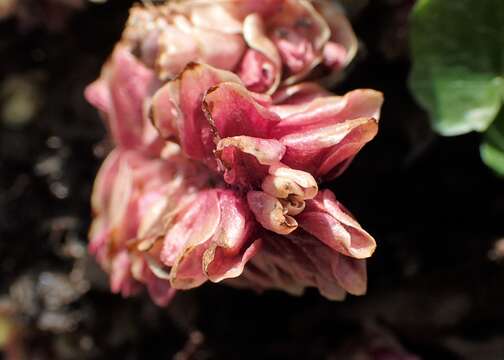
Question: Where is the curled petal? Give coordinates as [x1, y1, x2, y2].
[215, 136, 285, 187]
[203, 191, 260, 282]
[262, 175, 304, 199]
[237, 49, 277, 94]
[85, 46, 156, 151]
[272, 82, 331, 107]
[331, 256, 367, 296]
[217, 136, 285, 165]
[150, 81, 181, 140]
[269, 0, 330, 83]
[151, 63, 241, 163]
[281, 117, 379, 178]
[165, 190, 259, 288]
[241, 13, 282, 94]
[298, 189, 376, 259]
[161, 190, 220, 268]
[203, 81, 281, 139]
[273, 89, 384, 136]
[268, 163, 318, 199]
[314, 0, 358, 84]
[247, 191, 298, 235]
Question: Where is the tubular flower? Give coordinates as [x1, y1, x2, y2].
[86, 2, 383, 305]
[121, 0, 357, 94]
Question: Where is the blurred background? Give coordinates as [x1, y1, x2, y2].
[1, 0, 504, 359]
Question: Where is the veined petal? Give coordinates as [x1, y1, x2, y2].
[161, 190, 220, 268]
[85, 46, 154, 150]
[203, 190, 260, 282]
[241, 13, 282, 94]
[216, 136, 285, 187]
[331, 256, 367, 296]
[203, 81, 281, 139]
[280, 117, 379, 178]
[234, 231, 364, 300]
[299, 189, 376, 259]
[273, 89, 384, 136]
[151, 63, 241, 163]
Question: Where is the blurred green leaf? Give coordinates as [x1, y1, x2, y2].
[409, 0, 504, 136]
[481, 110, 504, 176]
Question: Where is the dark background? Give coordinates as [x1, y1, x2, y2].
[1, 0, 504, 358]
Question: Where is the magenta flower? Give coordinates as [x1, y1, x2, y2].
[122, 0, 357, 94]
[86, 2, 383, 305]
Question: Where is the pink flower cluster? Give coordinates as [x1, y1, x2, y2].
[86, 0, 383, 306]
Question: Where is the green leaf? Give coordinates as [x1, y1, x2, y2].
[481, 110, 504, 176]
[409, 0, 504, 136]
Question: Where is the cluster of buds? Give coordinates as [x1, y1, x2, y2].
[86, 0, 383, 306]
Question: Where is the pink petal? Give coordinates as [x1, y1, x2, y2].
[235, 231, 357, 300]
[216, 136, 285, 165]
[271, 82, 331, 107]
[161, 190, 220, 269]
[272, 89, 384, 136]
[247, 191, 298, 235]
[267, 163, 318, 199]
[110, 251, 142, 298]
[90, 149, 121, 215]
[241, 13, 282, 93]
[280, 117, 379, 178]
[314, 0, 358, 71]
[268, 0, 330, 82]
[213, 137, 285, 187]
[331, 256, 367, 296]
[203, 81, 281, 139]
[151, 63, 241, 164]
[85, 46, 154, 149]
[143, 267, 177, 307]
[237, 49, 277, 94]
[299, 189, 376, 259]
[203, 190, 260, 282]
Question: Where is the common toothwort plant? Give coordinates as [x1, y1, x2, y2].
[86, 0, 383, 306]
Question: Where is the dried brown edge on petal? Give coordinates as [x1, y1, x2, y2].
[216, 136, 285, 165]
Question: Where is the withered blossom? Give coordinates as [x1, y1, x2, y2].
[86, 1, 383, 305]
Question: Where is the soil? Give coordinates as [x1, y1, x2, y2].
[1, 1, 504, 359]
